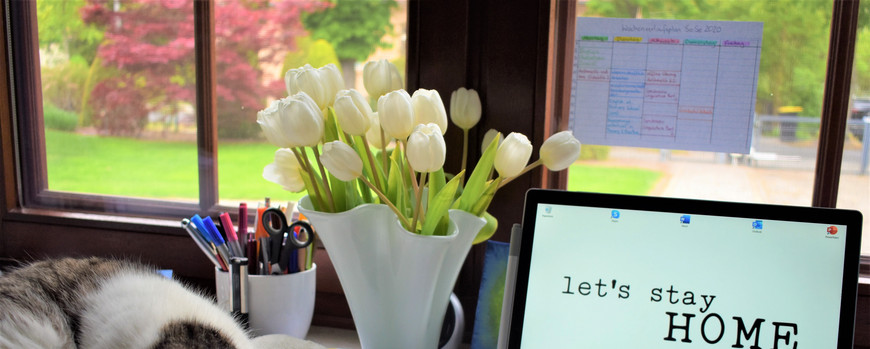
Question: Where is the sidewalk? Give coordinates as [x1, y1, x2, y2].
[593, 147, 870, 252]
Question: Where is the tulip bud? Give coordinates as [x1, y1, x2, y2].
[377, 89, 415, 140]
[285, 64, 343, 110]
[540, 131, 581, 171]
[321, 141, 363, 181]
[263, 148, 306, 192]
[494, 132, 533, 178]
[334, 89, 372, 136]
[406, 123, 446, 173]
[363, 59, 404, 98]
[450, 87, 482, 130]
[366, 112, 393, 149]
[257, 92, 324, 148]
[481, 128, 503, 153]
[411, 89, 448, 135]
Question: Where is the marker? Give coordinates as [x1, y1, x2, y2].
[191, 215, 228, 271]
[181, 218, 222, 270]
[238, 203, 248, 253]
[220, 212, 243, 258]
[203, 216, 232, 269]
[255, 202, 271, 275]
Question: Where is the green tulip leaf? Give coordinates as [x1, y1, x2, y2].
[421, 170, 464, 236]
[472, 211, 498, 245]
[328, 172, 348, 212]
[471, 178, 502, 216]
[459, 135, 499, 211]
[427, 168, 446, 212]
[323, 107, 341, 143]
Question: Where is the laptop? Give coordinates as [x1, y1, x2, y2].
[506, 189, 863, 348]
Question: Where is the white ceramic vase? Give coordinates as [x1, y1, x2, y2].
[298, 196, 487, 349]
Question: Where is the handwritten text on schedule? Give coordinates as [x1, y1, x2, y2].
[568, 18, 763, 154]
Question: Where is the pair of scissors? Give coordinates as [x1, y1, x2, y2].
[260, 207, 313, 275]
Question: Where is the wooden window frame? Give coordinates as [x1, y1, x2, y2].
[1, 0, 867, 341]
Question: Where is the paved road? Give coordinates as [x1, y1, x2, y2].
[596, 146, 870, 253]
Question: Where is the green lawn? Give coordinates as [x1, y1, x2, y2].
[567, 164, 661, 196]
[46, 130, 661, 202]
[45, 129, 301, 203]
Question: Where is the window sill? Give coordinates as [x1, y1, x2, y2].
[5, 207, 187, 236]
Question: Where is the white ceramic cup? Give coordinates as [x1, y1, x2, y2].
[215, 264, 316, 338]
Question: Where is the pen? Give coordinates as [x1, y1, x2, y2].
[203, 216, 233, 268]
[255, 202, 271, 275]
[191, 215, 228, 271]
[220, 212, 243, 258]
[181, 218, 222, 269]
[238, 203, 248, 254]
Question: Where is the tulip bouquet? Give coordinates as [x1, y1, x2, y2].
[258, 59, 581, 242]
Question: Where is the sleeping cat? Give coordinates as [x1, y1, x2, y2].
[0, 257, 254, 349]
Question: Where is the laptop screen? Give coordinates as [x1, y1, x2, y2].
[508, 189, 863, 349]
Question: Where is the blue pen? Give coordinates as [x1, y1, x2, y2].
[203, 216, 234, 268]
[191, 215, 228, 270]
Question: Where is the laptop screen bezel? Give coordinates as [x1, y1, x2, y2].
[508, 189, 863, 348]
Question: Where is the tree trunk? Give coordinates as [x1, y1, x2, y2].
[340, 58, 356, 89]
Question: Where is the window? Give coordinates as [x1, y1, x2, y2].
[18, 0, 408, 217]
[557, 0, 869, 254]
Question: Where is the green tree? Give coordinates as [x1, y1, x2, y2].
[301, 0, 398, 87]
[37, 0, 103, 63]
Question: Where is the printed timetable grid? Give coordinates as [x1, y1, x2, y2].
[568, 18, 763, 154]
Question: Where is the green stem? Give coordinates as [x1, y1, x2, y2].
[361, 134, 383, 191]
[401, 140, 419, 194]
[411, 171, 427, 231]
[380, 128, 388, 177]
[311, 147, 337, 212]
[461, 129, 469, 175]
[296, 147, 329, 212]
[359, 176, 413, 231]
[498, 158, 543, 189]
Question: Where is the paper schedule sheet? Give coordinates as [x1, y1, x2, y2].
[568, 18, 763, 154]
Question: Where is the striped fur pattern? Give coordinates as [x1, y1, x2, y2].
[0, 257, 253, 349]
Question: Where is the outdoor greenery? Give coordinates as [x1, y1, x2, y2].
[567, 165, 661, 195]
[43, 103, 79, 131]
[44, 129, 657, 201]
[44, 129, 296, 202]
[585, 0, 870, 117]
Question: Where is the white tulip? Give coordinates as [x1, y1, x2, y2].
[377, 89, 415, 140]
[411, 89, 448, 135]
[334, 89, 372, 136]
[481, 128, 503, 153]
[494, 132, 533, 178]
[285, 64, 343, 110]
[320, 64, 345, 103]
[406, 123, 446, 173]
[540, 131, 581, 171]
[263, 148, 305, 192]
[363, 59, 404, 98]
[321, 141, 363, 181]
[366, 112, 392, 149]
[450, 87, 482, 130]
[257, 92, 324, 148]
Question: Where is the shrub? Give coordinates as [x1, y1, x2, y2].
[579, 144, 610, 161]
[43, 103, 79, 131]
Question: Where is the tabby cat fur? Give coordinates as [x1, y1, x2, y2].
[0, 257, 254, 349]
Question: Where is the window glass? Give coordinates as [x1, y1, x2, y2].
[840, 1, 870, 254]
[215, 0, 408, 207]
[39, 0, 198, 202]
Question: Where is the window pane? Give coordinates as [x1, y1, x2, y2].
[567, 3, 829, 207]
[40, 0, 198, 202]
[840, 1, 870, 254]
[216, 0, 408, 207]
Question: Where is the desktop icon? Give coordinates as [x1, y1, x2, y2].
[544, 206, 552, 214]
[752, 220, 763, 230]
[680, 215, 691, 224]
[827, 226, 838, 235]
[611, 210, 620, 219]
